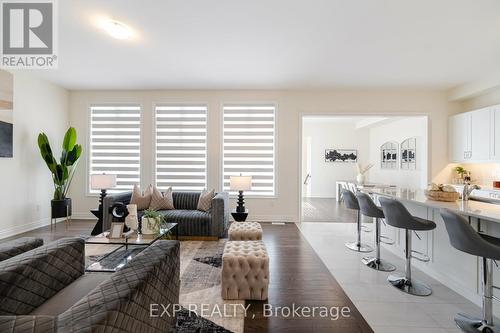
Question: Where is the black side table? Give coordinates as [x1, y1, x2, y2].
[231, 209, 248, 222]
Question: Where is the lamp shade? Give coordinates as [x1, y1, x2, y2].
[90, 174, 117, 190]
[230, 175, 252, 191]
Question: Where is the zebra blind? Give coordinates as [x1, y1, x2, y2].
[89, 105, 141, 194]
[155, 105, 207, 191]
[223, 105, 276, 196]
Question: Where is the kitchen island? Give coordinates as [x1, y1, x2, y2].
[363, 187, 500, 317]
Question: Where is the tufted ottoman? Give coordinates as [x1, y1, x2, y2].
[228, 222, 263, 241]
[221, 240, 269, 300]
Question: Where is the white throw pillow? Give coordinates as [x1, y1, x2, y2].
[149, 187, 175, 210]
[197, 189, 215, 212]
[130, 184, 153, 210]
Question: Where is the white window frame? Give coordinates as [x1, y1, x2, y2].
[221, 103, 277, 198]
[86, 103, 142, 196]
[153, 103, 208, 192]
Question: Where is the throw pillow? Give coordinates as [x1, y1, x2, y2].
[197, 189, 215, 212]
[149, 187, 175, 210]
[130, 184, 153, 210]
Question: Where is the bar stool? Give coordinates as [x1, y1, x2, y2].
[441, 209, 500, 333]
[379, 197, 436, 296]
[356, 192, 396, 272]
[342, 189, 373, 253]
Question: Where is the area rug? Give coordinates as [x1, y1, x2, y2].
[179, 240, 244, 333]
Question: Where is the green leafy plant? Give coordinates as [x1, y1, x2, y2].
[38, 127, 82, 200]
[455, 166, 467, 177]
[142, 209, 165, 234]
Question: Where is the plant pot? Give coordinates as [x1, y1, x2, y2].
[51, 198, 72, 218]
[141, 217, 158, 235]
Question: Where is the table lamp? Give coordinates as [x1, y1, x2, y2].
[230, 175, 252, 213]
[90, 173, 117, 235]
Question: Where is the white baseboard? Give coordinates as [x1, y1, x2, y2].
[0, 218, 50, 240]
[238, 215, 296, 223]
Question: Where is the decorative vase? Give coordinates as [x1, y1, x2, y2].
[141, 217, 158, 235]
[125, 204, 138, 230]
[356, 174, 365, 184]
[51, 198, 72, 218]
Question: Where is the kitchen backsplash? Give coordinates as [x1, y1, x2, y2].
[458, 163, 500, 186]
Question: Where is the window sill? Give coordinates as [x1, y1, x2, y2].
[228, 195, 277, 199]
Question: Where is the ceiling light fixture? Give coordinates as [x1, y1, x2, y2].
[101, 20, 133, 40]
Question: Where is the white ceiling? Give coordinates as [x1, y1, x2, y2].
[29, 0, 500, 90]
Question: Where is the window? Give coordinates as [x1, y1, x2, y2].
[89, 105, 141, 194]
[222, 105, 276, 196]
[155, 105, 207, 191]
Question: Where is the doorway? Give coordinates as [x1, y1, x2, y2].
[300, 115, 429, 222]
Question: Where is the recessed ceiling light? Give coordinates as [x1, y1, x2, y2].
[101, 20, 133, 40]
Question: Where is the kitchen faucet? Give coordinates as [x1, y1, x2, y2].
[462, 182, 480, 201]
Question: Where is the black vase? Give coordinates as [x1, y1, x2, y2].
[51, 198, 72, 218]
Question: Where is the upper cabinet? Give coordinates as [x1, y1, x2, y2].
[449, 112, 471, 162]
[470, 108, 491, 161]
[448, 107, 494, 163]
[490, 105, 500, 161]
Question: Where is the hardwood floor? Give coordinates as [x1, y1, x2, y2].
[2, 220, 373, 333]
[245, 223, 373, 333]
[0, 219, 95, 244]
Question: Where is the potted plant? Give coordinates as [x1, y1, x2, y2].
[141, 209, 164, 235]
[38, 127, 82, 219]
[454, 166, 468, 184]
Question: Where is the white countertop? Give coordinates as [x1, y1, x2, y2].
[365, 187, 500, 223]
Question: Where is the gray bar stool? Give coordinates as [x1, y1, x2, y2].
[441, 209, 500, 333]
[356, 192, 396, 272]
[379, 196, 436, 296]
[341, 189, 373, 253]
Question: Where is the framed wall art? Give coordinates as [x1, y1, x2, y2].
[381, 141, 398, 169]
[325, 149, 357, 163]
[401, 137, 416, 170]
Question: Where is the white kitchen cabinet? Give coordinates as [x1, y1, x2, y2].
[490, 105, 500, 161]
[449, 112, 471, 162]
[470, 108, 491, 161]
[448, 107, 493, 163]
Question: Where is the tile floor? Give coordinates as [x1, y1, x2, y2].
[298, 222, 493, 333]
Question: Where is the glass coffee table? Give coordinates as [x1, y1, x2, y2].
[85, 222, 178, 273]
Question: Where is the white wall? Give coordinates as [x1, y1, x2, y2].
[302, 119, 369, 198]
[0, 72, 68, 238]
[68, 89, 459, 222]
[368, 117, 428, 188]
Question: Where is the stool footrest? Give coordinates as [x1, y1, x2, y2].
[361, 225, 372, 233]
[411, 250, 430, 262]
[380, 235, 394, 245]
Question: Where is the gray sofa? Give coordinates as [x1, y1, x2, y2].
[0, 237, 180, 333]
[103, 191, 230, 239]
[0, 237, 43, 262]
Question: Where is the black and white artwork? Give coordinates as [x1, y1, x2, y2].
[0, 70, 13, 158]
[401, 137, 416, 170]
[325, 149, 357, 163]
[381, 141, 398, 169]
